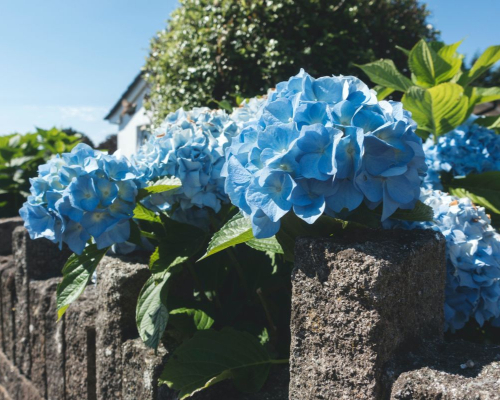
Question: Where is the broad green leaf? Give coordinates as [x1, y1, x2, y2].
[448, 172, 500, 215]
[246, 236, 284, 254]
[408, 40, 462, 87]
[136, 177, 182, 201]
[160, 328, 275, 398]
[402, 83, 468, 137]
[466, 87, 500, 112]
[133, 203, 161, 223]
[382, 201, 434, 222]
[474, 115, 500, 131]
[56, 244, 109, 320]
[199, 213, 254, 260]
[169, 308, 214, 335]
[459, 45, 500, 86]
[374, 85, 395, 101]
[435, 41, 463, 82]
[356, 60, 413, 92]
[150, 216, 206, 274]
[136, 273, 171, 349]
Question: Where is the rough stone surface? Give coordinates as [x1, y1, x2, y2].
[64, 285, 97, 400]
[0, 265, 16, 363]
[12, 226, 70, 376]
[45, 279, 65, 400]
[96, 255, 149, 400]
[29, 279, 60, 398]
[0, 218, 23, 255]
[0, 350, 42, 400]
[290, 229, 447, 400]
[122, 339, 169, 400]
[390, 339, 500, 400]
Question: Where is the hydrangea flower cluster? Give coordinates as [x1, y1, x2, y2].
[384, 189, 500, 331]
[424, 122, 500, 189]
[223, 69, 427, 238]
[132, 107, 238, 226]
[19, 144, 141, 254]
[230, 95, 268, 127]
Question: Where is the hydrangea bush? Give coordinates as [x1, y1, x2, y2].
[17, 58, 500, 397]
[424, 121, 500, 190]
[385, 189, 500, 331]
[19, 144, 141, 254]
[223, 69, 427, 238]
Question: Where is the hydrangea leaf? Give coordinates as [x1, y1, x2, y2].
[149, 217, 206, 274]
[382, 200, 434, 222]
[246, 236, 284, 254]
[402, 83, 468, 137]
[136, 177, 182, 201]
[136, 272, 170, 349]
[133, 203, 161, 223]
[474, 115, 500, 132]
[459, 45, 500, 86]
[466, 87, 500, 113]
[199, 213, 254, 260]
[159, 328, 276, 398]
[373, 85, 395, 101]
[408, 40, 462, 87]
[56, 244, 109, 320]
[169, 308, 214, 335]
[356, 60, 413, 92]
[448, 172, 500, 215]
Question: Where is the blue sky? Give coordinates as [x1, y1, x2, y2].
[0, 0, 499, 144]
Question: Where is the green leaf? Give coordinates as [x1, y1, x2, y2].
[199, 213, 254, 260]
[356, 60, 413, 92]
[149, 217, 206, 274]
[408, 40, 462, 87]
[448, 172, 500, 215]
[466, 87, 500, 111]
[402, 83, 469, 137]
[160, 328, 274, 398]
[373, 85, 395, 101]
[459, 45, 500, 86]
[474, 115, 500, 131]
[136, 177, 182, 201]
[395, 45, 411, 56]
[246, 236, 284, 254]
[384, 201, 434, 222]
[136, 273, 171, 349]
[133, 203, 162, 223]
[56, 244, 109, 320]
[169, 308, 214, 335]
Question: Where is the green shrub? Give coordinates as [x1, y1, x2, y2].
[144, 0, 438, 125]
[0, 127, 81, 218]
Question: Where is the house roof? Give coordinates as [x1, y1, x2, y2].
[104, 72, 145, 120]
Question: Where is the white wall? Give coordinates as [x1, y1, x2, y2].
[117, 104, 150, 158]
[106, 77, 151, 158]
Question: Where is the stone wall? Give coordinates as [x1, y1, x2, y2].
[0, 218, 498, 400]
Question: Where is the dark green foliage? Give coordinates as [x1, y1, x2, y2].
[144, 0, 438, 124]
[0, 127, 80, 218]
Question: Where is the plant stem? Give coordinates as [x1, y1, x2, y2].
[257, 287, 278, 343]
[270, 358, 289, 364]
[186, 259, 211, 304]
[226, 247, 249, 296]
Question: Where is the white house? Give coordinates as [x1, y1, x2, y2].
[104, 73, 151, 157]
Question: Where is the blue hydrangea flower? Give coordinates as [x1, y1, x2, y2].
[384, 189, 500, 332]
[223, 69, 427, 237]
[19, 143, 141, 254]
[132, 107, 238, 228]
[424, 121, 500, 189]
